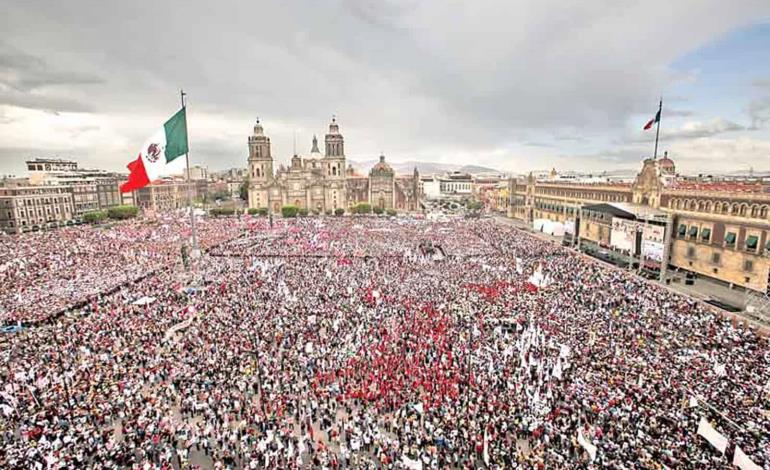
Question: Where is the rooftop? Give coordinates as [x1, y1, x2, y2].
[667, 181, 770, 193]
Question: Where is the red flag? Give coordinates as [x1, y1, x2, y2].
[120, 154, 150, 193]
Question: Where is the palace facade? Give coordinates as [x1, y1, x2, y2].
[247, 118, 421, 213]
[508, 156, 770, 293]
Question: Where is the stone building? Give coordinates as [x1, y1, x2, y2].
[26, 158, 123, 216]
[128, 180, 197, 213]
[247, 118, 421, 213]
[0, 184, 75, 234]
[508, 155, 770, 293]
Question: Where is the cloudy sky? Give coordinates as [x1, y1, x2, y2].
[1, 0, 769, 176]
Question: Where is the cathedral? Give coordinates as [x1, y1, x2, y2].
[247, 118, 421, 213]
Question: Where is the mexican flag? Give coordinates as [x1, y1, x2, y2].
[643, 108, 661, 130]
[120, 107, 189, 193]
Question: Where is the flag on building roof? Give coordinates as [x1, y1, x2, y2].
[643, 108, 661, 130]
[120, 107, 189, 193]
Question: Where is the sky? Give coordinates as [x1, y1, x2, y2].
[1, 0, 769, 176]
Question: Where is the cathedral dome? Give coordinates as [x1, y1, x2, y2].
[370, 154, 394, 176]
[658, 151, 675, 173]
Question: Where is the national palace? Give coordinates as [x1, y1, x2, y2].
[508, 155, 770, 294]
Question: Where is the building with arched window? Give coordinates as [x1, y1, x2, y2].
[508, 156, 770, 293]
[248, 118, 421, 214]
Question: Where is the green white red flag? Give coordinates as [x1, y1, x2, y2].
[643, 108, 661, 130]
[120, 108, 189, 193]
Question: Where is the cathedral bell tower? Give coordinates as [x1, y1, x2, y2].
[247, 119, 273, 209]
[324, 117, 345, 178]
[323, 116, 346, 211]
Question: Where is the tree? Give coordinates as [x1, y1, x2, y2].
[298, 208, 309, 217]
[107, 205, 139, 220]
[211, 190, 231, 201]
[467, 200, 483, 211]
[282, 205, 299, 217]
[247, 208, 259, 215]
[386, 208, 397, 217]
[353, 203, 372, 214]
[210, 207, 236, 216]
[83, 210, 107, 224]
[334, 208, 345, 216]
[373, 206, 384, 215]
[239, 177, 250, 201]
[257, 207, 268, 216]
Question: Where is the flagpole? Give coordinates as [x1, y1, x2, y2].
[180, 90, 199, 257]
[653, 98, 662, 159]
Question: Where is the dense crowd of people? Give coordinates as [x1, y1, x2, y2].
[0, 216, 249, 323]
[0, 215, 768, 469]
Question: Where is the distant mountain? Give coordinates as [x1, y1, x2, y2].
[348, 159, 503, 176]
[458, 164, 504, 174]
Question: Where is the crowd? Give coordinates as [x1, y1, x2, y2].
[0, 216, 250, 323]
[0, 215, 768, 469]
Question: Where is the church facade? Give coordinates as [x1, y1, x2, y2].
[247, 118, 421, 213]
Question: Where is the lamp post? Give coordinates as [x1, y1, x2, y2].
[251, 329, 261, 395]
[52, 328, 74, 418]
[638, 217, 649, 275]
[462, 299, 474, 419]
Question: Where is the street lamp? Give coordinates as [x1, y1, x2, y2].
[249, 328, 261, 396]
[52, 328, 74, 418]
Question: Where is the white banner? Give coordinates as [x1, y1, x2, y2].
[733, 446, 762, 470]
[577, 429, 597, 462]
[611, 218, 666, 258]
[641, 224, 664, 261]
[610, 218, 637, 253]
[401, 455, 423, 470]
[696, 417, 727, 454]
[641, 240, 664, 262]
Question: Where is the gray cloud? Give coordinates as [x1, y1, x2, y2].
[0, 88, 95, 113]
[748, 97, 770, 129]
[0, 45, 102, 92]
[0, 0, 769, 174]
[665, 108, 695, 118]
[665, 118, 746, 139]
[624, 118, 747, 143]
[0, 42, 102, 113]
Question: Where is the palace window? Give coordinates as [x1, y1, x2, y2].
[678, 224, 687, 237]
[700, 228, 711, 242]
[743, 260, 754, 272]
[686, 246, 696, 259]
[688, 226, 698, 238]
[711, 252, 720, 265]
[725, 232, 736, 247]
[745, 235, 758, 251]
